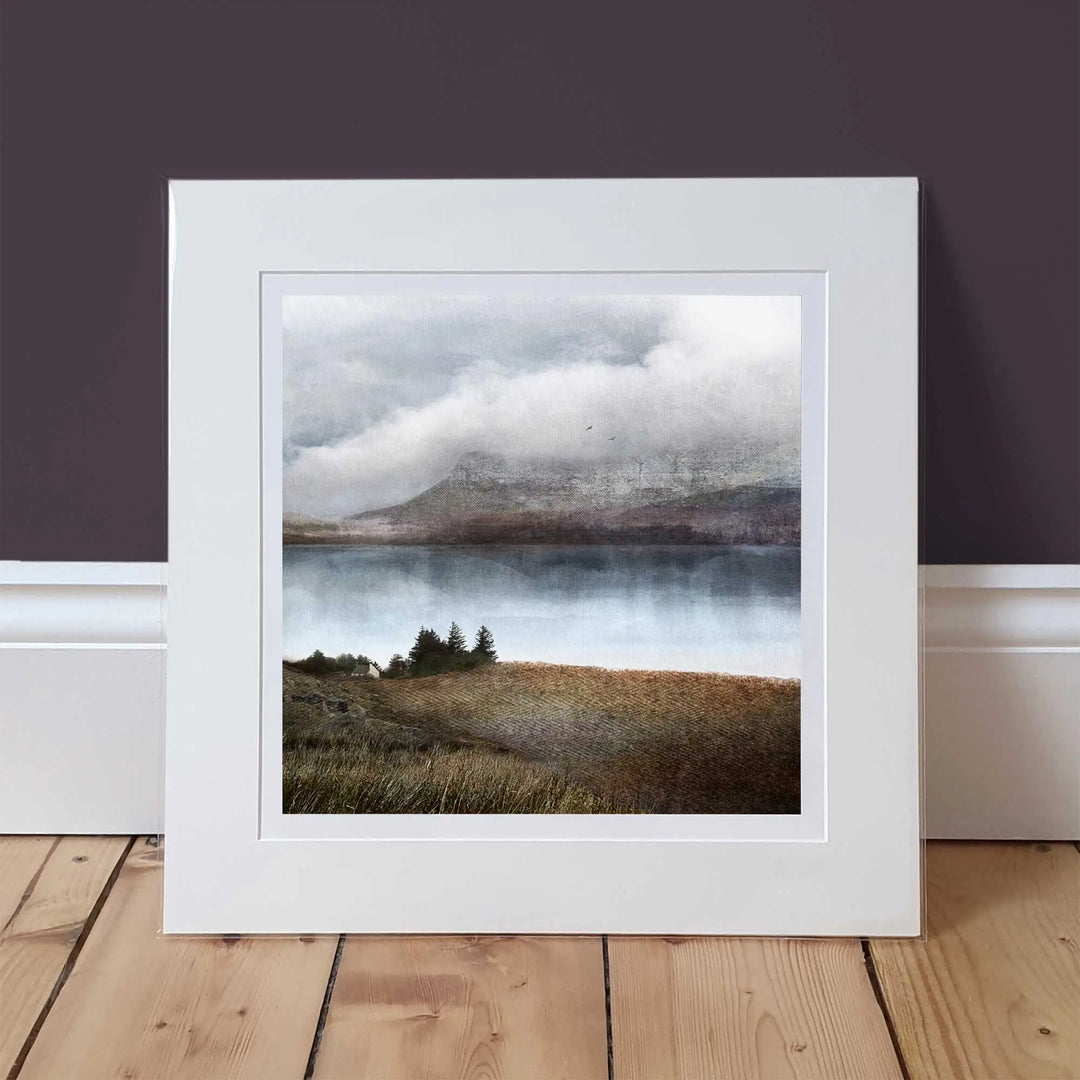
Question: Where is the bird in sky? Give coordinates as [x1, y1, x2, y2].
[585, 425, 592, 431]
[608, 435, 616, 441]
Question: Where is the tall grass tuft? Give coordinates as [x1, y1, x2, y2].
[283, 739, 634, 814]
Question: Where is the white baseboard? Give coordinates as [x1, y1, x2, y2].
[0, 563, 166, 833]
[0, 647, 165, 833]
[922, 565, 1079, 839]
[0, 562, 1076, 838]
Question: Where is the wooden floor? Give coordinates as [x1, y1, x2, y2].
[0, 841, 1076, 1080]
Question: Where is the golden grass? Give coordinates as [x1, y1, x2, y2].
[282, 661, 800, 814]
[284, 743, 633, 815]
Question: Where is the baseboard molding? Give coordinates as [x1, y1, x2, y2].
[922, 565, 1079, 840]
[0, 647, 165, 833]
[923, 564, 1079, 652]
[922, 564, 1080, 589]
[0, 562, 1076, 838]
[0, 564, 166, 833]
[0, 560, 166, 645]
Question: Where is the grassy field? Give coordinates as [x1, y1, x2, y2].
[283, 661, 800, 815]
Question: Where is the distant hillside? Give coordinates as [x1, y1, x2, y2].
[284, 450, 800, 546]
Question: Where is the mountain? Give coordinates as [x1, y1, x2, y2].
[284, 451, 799, 546]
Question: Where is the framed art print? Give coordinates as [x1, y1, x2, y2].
[166, 178, 921, 935]
[264, 272, 823, 842]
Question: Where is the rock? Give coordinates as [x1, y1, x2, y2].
[289, 691, 352, 712]
[329, 709, 367, 732]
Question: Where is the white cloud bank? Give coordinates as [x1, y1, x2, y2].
[283, 294, 800, 518]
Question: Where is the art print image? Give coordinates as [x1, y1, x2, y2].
[280, 289, 801, 815]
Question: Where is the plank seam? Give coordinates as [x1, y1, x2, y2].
[303, 933, 344, 1080]
[0, 837, 60, 937]
[5, 834, 136, 1080]
[602, 936, 614, 1080]
[861, 938, 911, 1080]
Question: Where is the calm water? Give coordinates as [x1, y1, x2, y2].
[283, 544, 800, 678]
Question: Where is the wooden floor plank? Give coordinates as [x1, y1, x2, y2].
[0, 836, 56, 930]
[870, 842, 1080, 1080]
[0, 835, 128, 1077]
[314, 935, 609, 1080]
[609, 936, 903, 1080]
[18, 839, 339, 1080]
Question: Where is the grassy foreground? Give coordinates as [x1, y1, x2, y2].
[283, 661, 800, 815]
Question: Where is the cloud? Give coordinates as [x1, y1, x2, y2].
[282, 294, 667, 462]
[283, 294, 800, 518]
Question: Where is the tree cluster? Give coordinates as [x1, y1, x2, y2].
[384, 623, 497, 679]
[292, 650, 376, 676]
[292, 625, 497, 680]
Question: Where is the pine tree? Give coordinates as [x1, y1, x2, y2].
[447, 622, 467, 654]
[473, 625, 497, 661]
[408, 626, 447, 674]
[302, 648, 334, 674]
[384, 653, 409, 677]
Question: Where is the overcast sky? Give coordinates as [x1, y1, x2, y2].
[282, 293, 800, 518]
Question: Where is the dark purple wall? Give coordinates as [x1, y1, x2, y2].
[2, 0, 1077, 562]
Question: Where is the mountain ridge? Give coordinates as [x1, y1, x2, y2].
[285, 450, 799, 546]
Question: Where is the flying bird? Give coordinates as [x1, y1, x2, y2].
[608, 435, 616, 441]
[585, 425, 592, 431]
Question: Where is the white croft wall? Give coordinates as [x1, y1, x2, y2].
[0, 562, 1076, 838]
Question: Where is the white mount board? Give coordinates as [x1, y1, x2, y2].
[166, 178, 920, 935]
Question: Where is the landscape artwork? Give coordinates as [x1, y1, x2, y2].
[280, 290, 802, 816]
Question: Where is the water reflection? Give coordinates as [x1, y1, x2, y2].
[283, 544, 800, 677]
